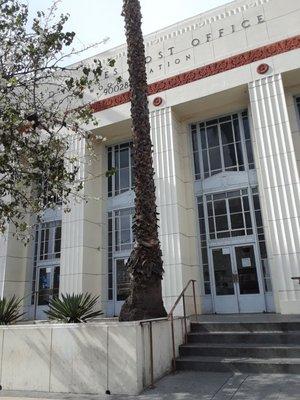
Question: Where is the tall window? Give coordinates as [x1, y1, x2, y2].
[107, 142, 134, 197]
[191, 111, 254, 179]
[107, 208, 134, 300]
[197, 188, 270, 294]
[296, 97, 300, 120]
[203, 189, 253, 240]
[31, 221, 62, 306]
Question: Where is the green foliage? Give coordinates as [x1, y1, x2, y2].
[0, 295, 25, 325]
[0, 0, 112, 238]
[45, 293, 103, 323]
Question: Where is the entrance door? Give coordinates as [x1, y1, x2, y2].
[35, 266, 60, 319]
[113, 258, 130, 315]
[211, 245, 266, 314]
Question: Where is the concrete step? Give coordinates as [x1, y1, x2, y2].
[187, 331, 300, 344]
[179, 343, 300, 358]
[190, 321, 300, 333]
[176, 356, 300, 374]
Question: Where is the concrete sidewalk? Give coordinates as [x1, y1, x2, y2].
[0, 371, 300, 399]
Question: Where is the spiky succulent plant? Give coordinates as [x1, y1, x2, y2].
[0, 296, 25, 325]
[45, 293, 103, 323]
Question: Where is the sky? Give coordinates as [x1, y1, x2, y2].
[27, 0, 230, 60]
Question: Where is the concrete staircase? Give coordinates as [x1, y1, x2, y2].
[177, 318, 300, 373]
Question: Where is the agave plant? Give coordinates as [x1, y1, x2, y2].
[0, 296, 25, 325]
[45, 293, 103, 323]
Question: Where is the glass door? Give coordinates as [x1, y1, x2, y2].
[211, 247, 239, 313]
[113, 258, 130, 316]
[211, 244, 266, 313]
[233, 244, 266, 313]
[35, 266, 60, 320]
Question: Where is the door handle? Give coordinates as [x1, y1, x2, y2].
[232, 273, 239, 283]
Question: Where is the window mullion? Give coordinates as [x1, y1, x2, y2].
[226, 197, 232, 233]
[218, 120, 225, 172]
[232, 119, 239, 172]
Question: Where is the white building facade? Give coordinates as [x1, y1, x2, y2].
[1, 0, 300, 318]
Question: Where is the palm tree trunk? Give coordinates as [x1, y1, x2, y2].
[119, 0, 167, 321]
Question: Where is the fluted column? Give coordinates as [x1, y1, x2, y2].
[249, 74, 300, 314]
[60, 137, 106, 308]
[150, 107, 200, 314]
[0, 225, 29, 300]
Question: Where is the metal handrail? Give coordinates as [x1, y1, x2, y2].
[140, 279, 198, 389]
[167, 279, 197, 372]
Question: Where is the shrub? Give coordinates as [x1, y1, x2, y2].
[45, 293, 103, 323]
[0, 296, 25, 325]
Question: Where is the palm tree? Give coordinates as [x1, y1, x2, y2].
[119, 0, 167, 321]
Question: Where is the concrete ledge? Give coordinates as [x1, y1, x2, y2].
[0, 318, 188, 396]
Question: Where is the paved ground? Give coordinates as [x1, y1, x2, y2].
[1, 371, 300, 400]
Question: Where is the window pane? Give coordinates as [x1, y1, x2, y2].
[198, 203, 204, 218]
[255, 210, 263, 227]
[215, 215, 228, 231]
[208, 217, 215, 233]
[233, 118, 241, 141]
[207, 202, 213, 217]
[229, 197, 242, 213]
[209, 147, 222, 171]
[192, 131, 198, 151]
[243, 196, 250, 211]
[202, 248, 208, 264]
[220, 122, 234, 144]
[245, 212, 252, 228]
[236, 142, 244, 166]
[120, 168, 130, 191]
[202, 150, 209, 174]
[193, 154, 201, 178]
[207, 125, 219, 148]
[200, 129, 206, 149]
[214, 200, 226, 216]
[223, 144, 237, 168]
[119, 148, 129, 168]
[53, 267, 60, 297]
[231, 213, 244, 229]
[243, 117, 251, 139]
[121, 215, 130, 231]
[253, 194, 261, 210]
[199, 219, 206, 234]
[246, 140, 254, 165]
[260, 242, 267, 259]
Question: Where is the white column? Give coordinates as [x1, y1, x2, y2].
[249, 74, 300, 314]
[150, 107, 200, 314]
[60, 137, 106, 309]
[0, 225, 29, 300]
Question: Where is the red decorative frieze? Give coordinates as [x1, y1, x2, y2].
[91, 35, 300, 113]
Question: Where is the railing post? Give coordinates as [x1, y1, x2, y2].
[170, 314, 176, 373]
[149, 322, 154, 389]
[182, 293, 187, 344]
[192, 280, 198, 319]
[33, 291, 38, 321]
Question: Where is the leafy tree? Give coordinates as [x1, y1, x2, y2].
[119, 0, 167, 321]
[0, 0, 109, 239]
